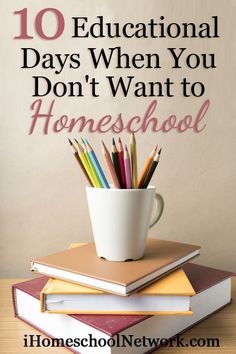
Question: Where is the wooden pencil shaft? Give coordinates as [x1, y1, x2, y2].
[106, 154, 120, 188]
[73, 152, 93, 186]
[78, 151, 97, 187]
[102, 142, 120, 188]
[81, 142, 102, 188]
[112, 152, 121, 183]
[130, 132, 138, 188]
[118, 151, 126, 188]
[112, 140, 122, 185]
[131, 144, 138, 188]
[85, 141, 110, 188]
[117, 138, 126, 188]
[141, 161, 158, 189]
[86, 152, 103, 188]
[74, 139, 98, 187]
[69, 139, 93, 186]
[81, 140, 103, 188]
[138, 146, 157, 188]
[124, 150, 132, 189]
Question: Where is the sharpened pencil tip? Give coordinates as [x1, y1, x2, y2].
[75, 139, 83, 151]
[68, 138, 73, 145]
[112, 137, 115, 145]
[118, 137, 121, 143]
[130, 131, 136, 144]
[151, 145, 158, 155]
[158, 148, 162, 155]
[101, 140, 107, 153]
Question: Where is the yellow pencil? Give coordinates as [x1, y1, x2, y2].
[74, 139, 100, 188]
[80, 139, 103, 188]
[68, 139, 93, 186]
[130, 132, 138, 188]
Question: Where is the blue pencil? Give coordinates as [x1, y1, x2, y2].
[84, 139, 110, 188]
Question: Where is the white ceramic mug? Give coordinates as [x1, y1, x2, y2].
[86, 186, 164, 261]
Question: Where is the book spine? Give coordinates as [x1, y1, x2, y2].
[12, 285, 79, 354]
[12, 285, 18, 316]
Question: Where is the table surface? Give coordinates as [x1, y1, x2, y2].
[0, 278, 235, 353]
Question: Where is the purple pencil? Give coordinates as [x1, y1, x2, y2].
[124, 145, 132, 189]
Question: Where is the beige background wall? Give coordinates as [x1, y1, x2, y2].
[1, 0, 236, 276]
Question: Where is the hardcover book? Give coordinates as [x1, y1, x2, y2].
[41, 267, 195, 315]
[13, 263, 234, 354]
[31, 238, 200, 295]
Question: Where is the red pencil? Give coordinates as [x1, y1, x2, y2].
[117, 137, 126, 188]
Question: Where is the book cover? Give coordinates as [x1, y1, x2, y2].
[41, 267, 195, 314]
[12, 263, 234, 354]
[31, 238, 200, 295]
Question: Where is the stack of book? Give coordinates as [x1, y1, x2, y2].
[13, 238, 234, 354]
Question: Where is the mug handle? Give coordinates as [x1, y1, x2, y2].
[149, 193, 164, 228]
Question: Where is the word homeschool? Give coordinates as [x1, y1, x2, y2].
[28, 98, 209, 135]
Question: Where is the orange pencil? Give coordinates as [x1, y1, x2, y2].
[138, 145, 158, 188]
[102, 141, 120, 189]
[141, 148, 162, 188]
[68, 139, 93, 186]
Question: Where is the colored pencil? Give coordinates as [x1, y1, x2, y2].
[102, 141, 120, 189]
[117, 138, 126, 189]
[141, 148, 162, 189]
[112, 138, 122, 185]
[74, 139, 98, 187]
[68, 139, 93, 186]
[138, 145, 158, 188]
[70, 135, 162, 190]
[84, 139, 110, 189]
[124, 145, 132, 189]
[81, 139, 103, 188]
[130, 132, 138, 188]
